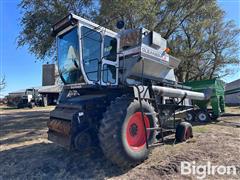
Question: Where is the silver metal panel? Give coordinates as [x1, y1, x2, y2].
[119, 43, 180, 82]
[150, 31, 167, 50]
[152, 86, 209, 100]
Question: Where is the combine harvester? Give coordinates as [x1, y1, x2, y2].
[48, 14, 212, 167]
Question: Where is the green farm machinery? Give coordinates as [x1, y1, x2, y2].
[184, 78, 225, 122]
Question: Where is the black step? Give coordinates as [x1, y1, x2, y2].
[148, 142, 164, 148]
[144, 112, 159, 115]
[146, 127, 162, 131]
[146, 127, 175, 132]
[139, 97, 156, 101]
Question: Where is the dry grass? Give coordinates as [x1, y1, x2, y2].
[225, 106, 240, 114]
[0, 106, 240, 179]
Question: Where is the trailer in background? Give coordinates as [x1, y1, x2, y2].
[184, 78, 225, 122]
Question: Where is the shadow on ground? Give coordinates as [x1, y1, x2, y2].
[0, 109, 128, 179]
[0, 142, 126, 179]
[1, 111, 50, 131]
[1, 108, 239, 179]
[0, 111, 50, 146]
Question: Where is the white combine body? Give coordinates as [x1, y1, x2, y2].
[48, 13, 211, 168]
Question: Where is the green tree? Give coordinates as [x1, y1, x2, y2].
[0, 75, 6, 91]
[97, 0, 159, 30]
[18, 0, 239, 81]
[171, 1, 240, 81]
[18, 0, 96, 60]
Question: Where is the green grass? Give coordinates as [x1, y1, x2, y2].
[193, 126, 209, 133]
[0, 106, 18, 111]
[0, 105, 55, 111]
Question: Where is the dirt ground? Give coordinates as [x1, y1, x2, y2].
[0, 106, 240, 180]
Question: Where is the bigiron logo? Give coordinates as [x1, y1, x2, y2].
[180, 161, 237, 179]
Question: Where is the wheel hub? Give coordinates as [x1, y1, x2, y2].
[199, 113, 206, 121]
[126, 112, 151, 151]
[129, 123, 138, 136]
[187, 113, 193, 121]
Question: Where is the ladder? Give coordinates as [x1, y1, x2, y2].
[134, 85, 177, 148]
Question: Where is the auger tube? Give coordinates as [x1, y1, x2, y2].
[152, 86, 211, 100]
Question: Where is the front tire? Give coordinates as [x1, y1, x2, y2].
[98, 95, 157, 168]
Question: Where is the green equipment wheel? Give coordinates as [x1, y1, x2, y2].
[185, 111, 195, 122]
[196, 110, 210, 122]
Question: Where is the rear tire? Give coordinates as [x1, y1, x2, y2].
[98, 95, 157, 168]
[185, 111, 195, 122]
[175, 122, 193, 142]
[28, 102, 35, 109]
[196, 110, 210, 122]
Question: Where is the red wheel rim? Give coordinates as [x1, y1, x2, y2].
[126, 112, 150, 151]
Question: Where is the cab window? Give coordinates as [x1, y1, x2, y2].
[102, 64, 116, 84]
[57, 27, 82, 84]
[81, 26, 101, 82]
[103, 36, 117, 61]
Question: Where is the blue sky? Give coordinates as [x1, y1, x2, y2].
[0, 0, 240, 96]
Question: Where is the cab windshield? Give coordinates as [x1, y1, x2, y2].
[57, 27, 83, 84]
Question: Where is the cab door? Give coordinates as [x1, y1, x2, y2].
[101, 34, 119, 85]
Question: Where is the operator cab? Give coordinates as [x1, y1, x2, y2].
[52, 14, 181, 86]
[52, 13, 119, 86]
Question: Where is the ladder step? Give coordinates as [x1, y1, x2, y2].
[146, 127, 162, 130]
[139, 98, 156, 101]
[162, 129, 176, 133]
[144, 112, 159, 115]
[148, 142, 164, 148]
[146, 128, 176, 133]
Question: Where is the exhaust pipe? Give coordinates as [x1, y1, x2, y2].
[152, 86, 212, 101]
